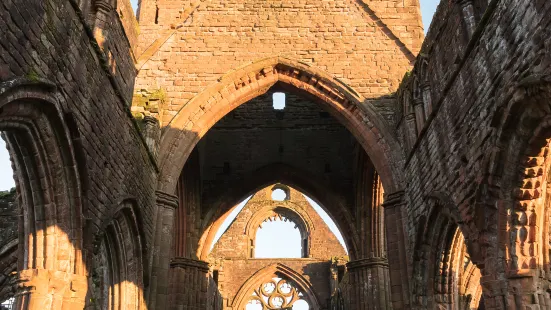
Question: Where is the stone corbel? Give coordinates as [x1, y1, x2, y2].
[94, 0, 114, 14]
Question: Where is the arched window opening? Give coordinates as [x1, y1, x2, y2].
[246, 277, 310, 310]
[255, 215, 303, 258]
[0, 134, 15, 191]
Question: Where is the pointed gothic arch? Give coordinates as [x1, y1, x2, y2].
[196, 164, 359, 261]
[245, 204, 315, 259]
[157, 56, 404, 195]
[411, 193, 482, 309]
[232, 263, 321, 310]
[0, 78, 86, 307]
[486, 78, 551, 305]
[90, 199, 147, 309]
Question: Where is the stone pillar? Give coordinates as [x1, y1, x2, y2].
[405, 112, 418, 150]
[455, 0, 477, 37]
[413, 98, 425, 135]
[147, 191, 178, 310]
[421, 83, 433, 119]
[91, 0, 113, 49]
[383, 191, 411, 309]
[14, 269, 87, 309]
[348, 150, 392, 309]
[174, 148, 202, 258]
[168, 257, 210, 310]
[346, 258, 391, 310]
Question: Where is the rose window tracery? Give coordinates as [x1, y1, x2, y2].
[246, 278, 310, 310]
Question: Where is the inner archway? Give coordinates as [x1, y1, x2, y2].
[157, 57, 403, 195]
[164, 58, 394, 310]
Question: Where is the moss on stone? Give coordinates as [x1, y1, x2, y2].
[27, 69, 40, 82]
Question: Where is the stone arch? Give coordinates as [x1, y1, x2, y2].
[0, 78, 86, 307]
[232, 263, 321, 310]
[196, 163, 358, 261]
[245, 204, 315, 259]
[90, 199, 147, 309]
[487, 77, 551, 305]
[157, 56, 404, 195]
[411, 193, 482, 310]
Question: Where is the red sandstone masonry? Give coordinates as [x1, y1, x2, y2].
[134, 0, 422, 125]
[208, 186, 347, 309]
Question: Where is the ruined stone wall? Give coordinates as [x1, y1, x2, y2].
[396, 0, 551, 308]
[0, 0, 157, 305]
[0, 190, 17, 302]
[208, 186, 347, 309]
[134, 0, 422, 125]
[0, 190, 17, 253]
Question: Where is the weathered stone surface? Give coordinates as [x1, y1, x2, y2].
[0, 0, 550, 309]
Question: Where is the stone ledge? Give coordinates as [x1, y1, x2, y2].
[170, 257, 209, 272]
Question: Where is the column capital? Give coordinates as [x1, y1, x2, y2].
[413, 98, 424, 106]
[405, 113, 416, 121]
[453, 0, 473, 8]
[156, 190, 178, 209]
[143, 115, 160, 126]
[170, 257, 210, 273]
[382, 190, 405, 209]
[94, 0, 114, 13]
[346, 257, 389, 271]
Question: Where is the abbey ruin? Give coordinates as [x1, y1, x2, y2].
[0, 0, 550, 308]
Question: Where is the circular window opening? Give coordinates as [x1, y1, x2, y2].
[271, 188, 287, 201]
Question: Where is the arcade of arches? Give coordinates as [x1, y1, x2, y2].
[0, 0, 550, 309]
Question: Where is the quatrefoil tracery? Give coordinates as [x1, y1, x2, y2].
[247, 278, 306, 309]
